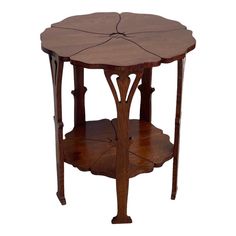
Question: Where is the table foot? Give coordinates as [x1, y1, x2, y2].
[171, 191, 177, 200]
[112, 215, 132, 224]
[56, 192, 66, 205]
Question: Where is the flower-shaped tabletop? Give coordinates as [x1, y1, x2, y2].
[41, 12, 195, 69]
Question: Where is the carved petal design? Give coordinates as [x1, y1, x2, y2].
[52, 12, 120, 34]
[41, 28, 110, 60]
[117, 12, 186, 33]
[70, 38, 161, 68]
[41, 12, 195, 68]
[63, 119, 173, 178]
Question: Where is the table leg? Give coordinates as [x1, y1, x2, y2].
[171, 58, 185, 200]
[49, 55, 66, 205]
[138, 68, 155, 122]
[72, 66, 87, 128]
[105, 69, 143, 224]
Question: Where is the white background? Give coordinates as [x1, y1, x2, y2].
[1, 0, 236, 235]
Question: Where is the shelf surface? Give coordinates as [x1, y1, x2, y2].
[63, 119, 173, 178]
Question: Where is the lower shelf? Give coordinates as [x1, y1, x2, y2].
[63, 119, 173, 178]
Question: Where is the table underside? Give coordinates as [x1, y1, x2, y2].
[63, 119, 173, 178]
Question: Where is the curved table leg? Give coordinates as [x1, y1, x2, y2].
[49, 55, 66, 205]
[138, 68, 155, 122]
[105, 69, 143, 224]
[171, 58, 185, 200]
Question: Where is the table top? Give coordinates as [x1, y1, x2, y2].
[41, 12, 195, 70]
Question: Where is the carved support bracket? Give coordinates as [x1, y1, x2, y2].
[171, 57, 185, 200]
[104, 69, 143, 224]
[72, 66, 87, 128]
[49, 55, 66, 205]
[138, 68, 155, 122]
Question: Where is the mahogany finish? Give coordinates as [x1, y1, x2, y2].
[138, 68, 155, 122]
[171, 58, 185, 200]
[41, 12, 195, 224]
[64, 119, 173, 177]
[49, 55, 66, 205]
[72, 66, 87, 127]
[41, 12, 195, 69]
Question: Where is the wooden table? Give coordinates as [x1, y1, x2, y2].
[40, 12, 195, 224]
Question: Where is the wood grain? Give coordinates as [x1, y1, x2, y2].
[49, 55, 66, 205]
[41, 13, 195, 223]
[63, 119, 173, 178]
[72, 66, 87, 127]
[41, 28, 110, 60]
[105, 70, 142, 223]
[70, 37, 161, 69]
[41, 12, 195, 68]
[138, 68, 155, 122]
[52, 12, 120, 34]
[171, 58, 185, 200]
[117, 12, 186, 33]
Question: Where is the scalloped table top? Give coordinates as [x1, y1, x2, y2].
[41, 12, 196, 69]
